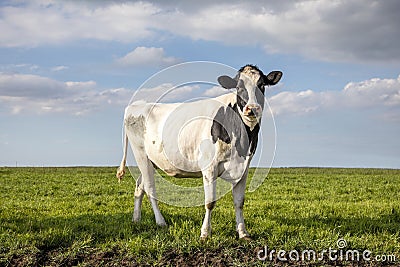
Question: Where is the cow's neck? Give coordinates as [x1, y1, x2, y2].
[211, 93, 260, 157]
[231, 102, 260, 157]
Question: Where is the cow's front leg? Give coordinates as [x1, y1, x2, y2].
[200, 174, 216, 239]
[232, 173, 250, 239]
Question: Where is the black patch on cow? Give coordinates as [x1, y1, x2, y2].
[211, 103, 259, 158]
[211, 107, 231, 144]
[239, 64, 264, 76]
[257, 78, 266, 93]
[236, 82, 248, 112]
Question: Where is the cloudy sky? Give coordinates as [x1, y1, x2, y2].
[0, 0, 399, 168]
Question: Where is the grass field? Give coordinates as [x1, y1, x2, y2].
[1, 167, 399, 266]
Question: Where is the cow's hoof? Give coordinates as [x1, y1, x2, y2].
[240, 235, 252, 241]
[132, 217, 141, 223]
[200, 235, 209, 242]
[157, 221, 167, 227]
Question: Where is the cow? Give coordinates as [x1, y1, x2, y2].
[116, 64, 282, 239]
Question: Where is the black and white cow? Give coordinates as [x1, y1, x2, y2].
[117, 65, 282, 239]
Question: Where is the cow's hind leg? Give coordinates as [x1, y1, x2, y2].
[133, 174, 145, 223]
[133, 152, 166, 226]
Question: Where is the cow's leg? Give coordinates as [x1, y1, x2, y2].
[132, 174, 145, 222]
[200, 170, 217, 239]
[232, 171, 250, 239]
[145, 167, 167, 227]
[133, 151, 166, 226]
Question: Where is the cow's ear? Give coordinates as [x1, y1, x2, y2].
[218, 75, 237, 89]
[264, 71, 282, 86]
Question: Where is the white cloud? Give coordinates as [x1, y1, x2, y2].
[0, 72, 221, 115]
[0, 1, 157, 47]
[0, 73, 132, 115]
[203, 85, 230, 97]
[343, 76, 400, 108]
[0, 63, 39, 72]
[269, 90, 328, 115]
[65, 81, 96, 91]
[159, 0, 400, 62]
[116, 47, 180, 67]
[0, 72, 66, 98]
[0, 1, 399, 62]
[269, 75, 400, 120]
[51, 65, 69, 72]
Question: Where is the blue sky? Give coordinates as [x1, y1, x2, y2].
[0, 0, 399, 168]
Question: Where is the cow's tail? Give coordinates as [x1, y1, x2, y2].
[116, 130, 128, 183]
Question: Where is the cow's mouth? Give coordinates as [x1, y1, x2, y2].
[243, 114, 259, 123]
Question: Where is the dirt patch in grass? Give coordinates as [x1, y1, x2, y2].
[6, 247, 253, 267]
[5, 246, 398, 267]
[6, 247, 143, 267]
[157, 247, 256, 266]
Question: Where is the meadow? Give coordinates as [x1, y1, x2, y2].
[0, 167, 399, 266]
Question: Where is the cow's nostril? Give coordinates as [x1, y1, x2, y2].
[244, 105, 261, 116]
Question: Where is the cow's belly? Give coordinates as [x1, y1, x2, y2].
[145, 141, 203, 177]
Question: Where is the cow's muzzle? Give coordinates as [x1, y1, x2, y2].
[243, 104, 262, 118]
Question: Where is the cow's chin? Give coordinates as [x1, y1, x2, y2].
[242, 114, 260, 130]
[243, 115, 257, 121]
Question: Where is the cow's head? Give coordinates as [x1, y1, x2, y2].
[218, 64, 282, 127]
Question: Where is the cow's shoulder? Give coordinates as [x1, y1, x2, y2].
[210, 102, 260, 158]
[211, 105, 231, 144]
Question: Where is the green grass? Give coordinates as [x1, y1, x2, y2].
[1, 167, 399, 266]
